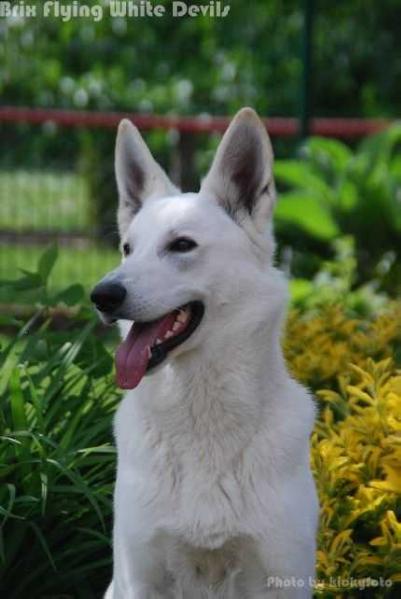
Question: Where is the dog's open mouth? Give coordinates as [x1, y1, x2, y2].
[115, 301, 204, 390]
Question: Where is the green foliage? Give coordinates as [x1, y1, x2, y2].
[0, 248, 118, 598]
[0, 243, 119, 305]
[1, 1, 400, 118]
[0, 244, 85, 307]
[275, 125, 401, 295]
[275, 192, 340, 240]
[290, 237, 389, 317]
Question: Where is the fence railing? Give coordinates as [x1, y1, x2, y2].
[0, 106, 389, 137]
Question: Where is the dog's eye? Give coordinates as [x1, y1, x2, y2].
[168, 237, 198, 253]
[122, 242, 131, 257]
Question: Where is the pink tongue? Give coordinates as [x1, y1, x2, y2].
[115, 312, 177, 389]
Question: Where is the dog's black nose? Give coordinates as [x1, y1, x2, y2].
[90, 282, 127, 313]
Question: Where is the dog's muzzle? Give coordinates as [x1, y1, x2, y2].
[90, 281, 127, 314]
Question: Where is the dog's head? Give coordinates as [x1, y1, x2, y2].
[91, 108, 282, 389]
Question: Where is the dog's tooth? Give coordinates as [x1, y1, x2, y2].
[172, 322, 181, 331]
[155, 338, 162, 345]
[177, 310, 189, 323]
[147, 346, 152, 358]
[165, 331, 173, 338]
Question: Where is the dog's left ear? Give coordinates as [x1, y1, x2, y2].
[200, 108, 275, 231]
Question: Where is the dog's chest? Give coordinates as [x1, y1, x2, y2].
[116, 395, 263, 544]
[115, 371, 279, 552]
[143, 429, 253, 542]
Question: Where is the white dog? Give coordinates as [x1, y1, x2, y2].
[90, 108, 318, 599]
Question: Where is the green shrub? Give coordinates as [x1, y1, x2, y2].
[289, 236, 389, 316]
[275, 125, 401, 295]
[0, 246, 119, 598]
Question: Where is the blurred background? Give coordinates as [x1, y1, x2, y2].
[1, 0, 401, 314]
[2, 2, 401, 598]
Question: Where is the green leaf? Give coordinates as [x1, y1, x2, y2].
[359, 123, 401, 168]
[276, 192, 340, 240]
[338, 180, 359, 211]
[29, 522, 57, 572]
[303, 137, 352, 173]
[275, 160, 333, 200]
[289, 279, 314, 303]
[55, 283, 85, 306]
[9, 368, 28, 432]
[389, 154, 401, 180]
[0, 272, 43, 291]
[38, 244, 58, 284]
[75, 337, 113, 379]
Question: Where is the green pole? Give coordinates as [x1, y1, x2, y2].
[300, 0, 315, 139]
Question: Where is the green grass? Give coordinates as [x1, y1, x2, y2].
[0, 244, 119, 304]
[0, 170, 91, 231]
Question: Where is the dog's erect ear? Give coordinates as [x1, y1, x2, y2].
[115, 119, 177, 236]
[200, 108, 275, 231]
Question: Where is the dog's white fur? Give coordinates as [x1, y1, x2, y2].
[100, 108, 318, 598]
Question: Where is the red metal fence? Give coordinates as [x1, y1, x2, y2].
[0, 106, 389, 138]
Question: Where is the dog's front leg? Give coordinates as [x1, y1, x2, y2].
[107, 573, 172, 599]
[258, 541, 316, 599]
[105, 580, 167, 599]
[109, 530, 173, 599]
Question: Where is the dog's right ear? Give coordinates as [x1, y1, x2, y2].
[200, 108, 275, 233]
[115, 119, 177, 237]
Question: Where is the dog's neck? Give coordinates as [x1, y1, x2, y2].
[173, 316, 286, 402]
[136, 308, 288, 468]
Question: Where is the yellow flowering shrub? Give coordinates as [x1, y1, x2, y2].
[285, 304, 401, 597]
[286, 304, 401, 388]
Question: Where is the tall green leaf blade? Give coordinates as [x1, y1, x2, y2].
[38, 244, 58, 284]
[9, 369, 28, 432]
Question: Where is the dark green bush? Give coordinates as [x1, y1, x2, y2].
[0, 246, 119, 598]
[275, 125, 401, 295]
